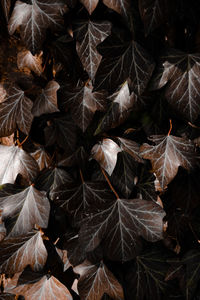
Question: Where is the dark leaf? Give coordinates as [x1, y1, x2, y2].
[63, 80, 107, 132]
[139, 0, 165, 35]
[95, 81, 137, 134]
[79, 198, 165, 261]
[140, 135, 196, 189]
[103, 0, 131, 17]
[94, 37, 155, 95]
[8, 0, 68, 54]
[0, 85, 33, 137]
[74, 20, 111, 81]
[74, 260, 124, 300]
[32, 81, 60, 117]
[125, 247, 170, 300]
[55, 181, 115, 218]
[150, 49, 200, 122]
[35, 167, 72, 199]
[44, 114, 77, 152]
[0, 230, 47, 276]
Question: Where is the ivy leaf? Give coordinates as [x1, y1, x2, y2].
[0, 85, 33, 137]
[0, 145, 39, 185]
[110, 138, 143, 198]
[139, 0, 165, 35]
[80, 0, 99, 14]
[74, 20, 111, 81]
[31, 147, 51, 171]
[182, 250, 200, 300]
[55, 181, 115, 218]
[0, 185, 50, 237]
[103, 0, 131, 17]
[79, 198, 165, 261]
[44, 114, 77, 152]
[94, 36, 155, 95]
[91, 138, 121, 176]
[32, 81, 60, 117]
[35, 167, 72, 199]
[140, 135, 196, 189]
[0, 230, 47, 276]
[17, 50, 43, 76]
[8, 0, 68, 54]
[74, 260, 124, 300]
[151, 49, 200, 122]
[125, 247, 169, 300]
[95, 81, 137, 134]
[11, 274, 72, 300]
[63, 81, 107, 132]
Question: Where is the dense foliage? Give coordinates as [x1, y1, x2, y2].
[0, 0, 200, 299]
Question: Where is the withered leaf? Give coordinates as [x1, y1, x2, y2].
[0, 85, 33, 137]
[0, 145, 39, 185]
[11, 275, 72, 300]
[17, 50, 43, 76]
[63, 80, 106, 132]
[0, 230, 47, 276]
[74, 20, 111, 80]
[150, 49, 200, 122]
[0, 185, 50, 237]
[140, 135, 195, 189]
[32, 81, 60, 117]
[94, 36, 155, 95]
[8, 0, 68, 54]
[79, 198, 165, 261]
[91, 138, 121, 176]
[74, 260, 124, 300]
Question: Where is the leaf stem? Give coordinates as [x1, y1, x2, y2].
[19, 135, 29, 147]
[80, 169, 84, 183]
[168, 119, 172, 136]
[101, 168, 119, 199]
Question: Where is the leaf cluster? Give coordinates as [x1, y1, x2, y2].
[0, 0, 200, 299]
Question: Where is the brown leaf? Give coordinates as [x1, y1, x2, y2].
[31, 147, 51, 171]
[32, 81, 60, 117]
[0, 85, 33, 137]
[140, 135, 196, 189]
[63, 81, 107, 132]
[0, 231, 47, 276]
[79, 198, 165, 261]
[0, 185, 50, 237]
[91, 138, 121, 176]
[74, 20, 111, 80]
[17, 50, 43, 76]
[0, 145, 39, 185]
[11, 275, 72, 300]
[74, 260, 124, 300]
[80, 0, 99, 14]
